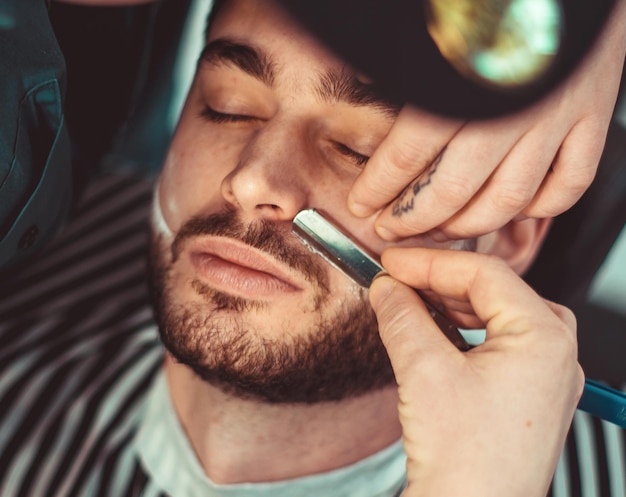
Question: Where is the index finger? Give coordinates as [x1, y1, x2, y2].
[380, 247, 564, 338]
[348, 106, 463, 218]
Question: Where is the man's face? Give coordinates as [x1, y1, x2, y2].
[151, 0, 459, 403]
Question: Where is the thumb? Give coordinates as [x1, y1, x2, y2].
[369, 275, 453, 376]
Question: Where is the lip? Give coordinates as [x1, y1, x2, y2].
[186, 237, 305, 298]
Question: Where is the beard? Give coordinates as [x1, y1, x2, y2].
[148, 208, 395, 404]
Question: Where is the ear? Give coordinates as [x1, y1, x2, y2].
[476, 218, 552, 275]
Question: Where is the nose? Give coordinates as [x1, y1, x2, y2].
[221, 120, 311, 223]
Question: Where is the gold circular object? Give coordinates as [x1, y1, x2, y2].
[426, 0, 562, 88]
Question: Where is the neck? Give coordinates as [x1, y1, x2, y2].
[164, 355, 402, 485]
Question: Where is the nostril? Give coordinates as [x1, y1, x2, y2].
[252, 204, 287, 221]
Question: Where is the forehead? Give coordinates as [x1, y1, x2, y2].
[207, 0, 349, 78]
[201, 0, 400, 119]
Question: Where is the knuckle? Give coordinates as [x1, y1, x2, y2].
[439, 213, 506, 240]
[574, 365, 586, 400]
[378, 301, 415, 336]
[523, 199, 569, 219]
[523, 195, 562, 218]
[491, 183, 535, 212]
[393, 211, 428, 235]
[554, 304, 577, 332]
[429, 173, 477, 209]
[559, 162, 597, 194]
[363, 177, 400, 200]
[478, 252, 509, 269]
[385, 141, 434, 175]
[547, 320, 579, 364]
[379, 312, 420, 359]
[474, 253, 514, 281]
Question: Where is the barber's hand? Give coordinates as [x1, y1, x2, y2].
[369, 248, 584, 497]
[349, 1, 626, 241]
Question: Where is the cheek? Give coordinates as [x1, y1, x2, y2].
[157, 127, 243, 233]
[323, 266, 370, 315]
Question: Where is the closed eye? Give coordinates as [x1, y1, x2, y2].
[200, 105, 259, 124]
[333, 141, 369, 167]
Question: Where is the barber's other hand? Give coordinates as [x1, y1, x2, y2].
[349, 1, 626, 241]
[369, 249, 584, 497]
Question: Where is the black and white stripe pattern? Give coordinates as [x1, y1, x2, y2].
[550, 410, 626, 497]
[0, 172, 624, 496]
[0, 173, 165, 497]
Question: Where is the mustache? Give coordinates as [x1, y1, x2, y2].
[171, 208, 330, 291]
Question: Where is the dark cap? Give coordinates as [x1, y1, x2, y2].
[278, 0, 616, 119]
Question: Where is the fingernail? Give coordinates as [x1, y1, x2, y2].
[369, 274, 396, 309]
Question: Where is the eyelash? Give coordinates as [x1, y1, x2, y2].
[333, 142, 369, 167]
[200, 106, 369, 167]
[200, 105, 257, 124]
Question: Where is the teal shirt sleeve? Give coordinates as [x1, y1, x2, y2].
[0, 0, 72, 271]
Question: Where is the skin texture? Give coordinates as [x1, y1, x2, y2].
[153, 0, 427, 482]
[370, 249, 584, 497]
[58, 0, 625, 241]
[149, 0, 581, 493]
[154, 0, 483, 395]
[348, 0, 626, 242]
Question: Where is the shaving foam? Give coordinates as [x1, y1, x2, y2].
[152, 182, 174, 239]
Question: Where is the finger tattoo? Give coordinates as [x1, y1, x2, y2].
[392, 146, 446, 217]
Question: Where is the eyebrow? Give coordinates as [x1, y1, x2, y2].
[316, 68, 401, 118]
[199, 38, 276, 86]
[199, 38, 400, 117]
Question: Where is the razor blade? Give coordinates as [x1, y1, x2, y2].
[292, 208, 470, 352]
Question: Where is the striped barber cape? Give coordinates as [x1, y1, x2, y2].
[0, 173, 166, 497]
